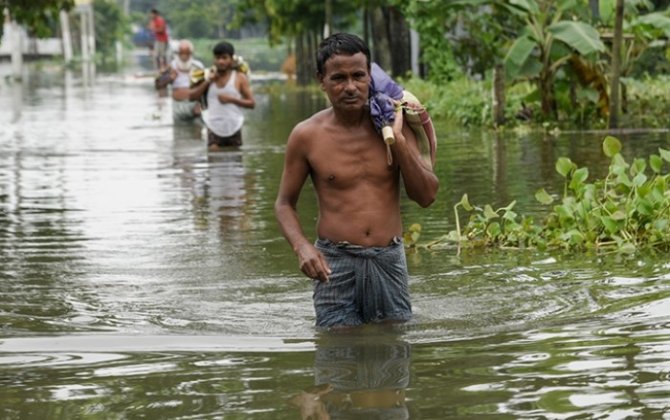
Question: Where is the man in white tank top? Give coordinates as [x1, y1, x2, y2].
[190, 41, 255, 151]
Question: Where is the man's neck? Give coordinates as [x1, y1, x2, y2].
[332, 107, 368, 127]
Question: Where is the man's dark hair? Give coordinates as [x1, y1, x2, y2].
[316, 33, 370, 75]
[150, 8, 159, 15]
[213, 41, 235, 57]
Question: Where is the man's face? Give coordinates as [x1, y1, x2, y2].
[178, 48, 191, 62]
[214, 53, 233, 72]
[318, 52, 370, 111]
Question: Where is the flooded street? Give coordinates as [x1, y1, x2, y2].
[1, 63, 670, 418]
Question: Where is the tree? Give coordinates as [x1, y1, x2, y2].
[161, 0, 239, 39]
[93, 0, 127, 64]
[396, 0, 522, 81]
[502, 0, 606, 117]
[234, 0, 359, 84]
[0, 0, 74, 39]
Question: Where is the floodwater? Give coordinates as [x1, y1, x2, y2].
[1, 62, 670, 419]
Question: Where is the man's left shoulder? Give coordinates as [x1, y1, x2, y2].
[192, 59, 205, 70]
[236, 70, 250, 81]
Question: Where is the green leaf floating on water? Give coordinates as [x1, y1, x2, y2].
[603, 135, 622, 157]
[535, 188, 554, 205]
[459, 193, 473, 211]
[650, 154, 663, 173]
[484, 204, 498, 220]
[555, 157, 575, 177]
[659, 148, 670, 162]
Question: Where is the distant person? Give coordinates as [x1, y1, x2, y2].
[274, 33, 438, 329]
[148, 8, 169, 71]
[164, 40, 205, 123]
[190, 41, 255, 151]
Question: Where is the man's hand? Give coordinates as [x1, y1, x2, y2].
[217, 93, 237, 104]
[392, 106, 406, 145]
[296, 243, 331, 282]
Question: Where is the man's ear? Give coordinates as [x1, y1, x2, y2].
[316, 72, 325, 90]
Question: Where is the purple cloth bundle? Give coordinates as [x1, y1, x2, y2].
[369, 63, 404, 134]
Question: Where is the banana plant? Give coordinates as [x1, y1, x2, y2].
[502, 0, 606, 117]
[600, 1, 670, 83]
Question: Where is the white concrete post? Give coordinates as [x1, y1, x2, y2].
[410, 29, 420, 76]
[87, 5, 95, 59]
[60, 10, 73, 63]
[10, 20, 23, 80]
[80, 9, 89, 62]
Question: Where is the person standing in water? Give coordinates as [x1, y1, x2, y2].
[148, 8, 169, 71]
[190, 41, 255, 151]
[166, 39, 204, 123]
[274, 33, 439, 329]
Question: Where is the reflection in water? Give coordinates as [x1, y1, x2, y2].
[291, 329, 411, 419]
[171, 123, 256, 239]
[81, 62, 96, 89]
[10, 80, 23, 123]
[201, 152, 253, 236]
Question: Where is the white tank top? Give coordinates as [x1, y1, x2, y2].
[204, 71, 244, 137]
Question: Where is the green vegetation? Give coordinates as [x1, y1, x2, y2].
[8, 0, 668, 128]
[398, 0, 670, 129]
[407, 136, 670, 254]
[190, 38, 287, 73]
[0, 0, 73, 39]
[401, 74, 670, 129]
[93, 0, 128, 65]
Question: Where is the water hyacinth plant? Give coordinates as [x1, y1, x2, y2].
[412, 136, 670, 254]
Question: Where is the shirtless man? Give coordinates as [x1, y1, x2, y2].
[274, 33, 439, 329]
[168, 40, 204, 122]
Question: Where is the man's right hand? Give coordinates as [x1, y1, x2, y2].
[296, 243, 331, 282]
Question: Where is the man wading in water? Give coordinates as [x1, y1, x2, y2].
[275, 33, 439, 329]
[167, 40, 204, 123]
[190, 41, 255, 150]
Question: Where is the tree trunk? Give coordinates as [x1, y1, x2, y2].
[589, 0, 600, 21]
[363, 4, 369, 47]
[388, 6, 410, 76]
[296, 30, 319, 86]
[296, 32, 308, 85]
[492, 64, 506, 126]
[369, 7, 391, 72]
[539, 70, 556, 118]
[608, 0, 624, 129]
[323, 0, 332, 38]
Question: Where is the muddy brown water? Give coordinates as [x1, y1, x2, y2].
[1, 64, 669, 418]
